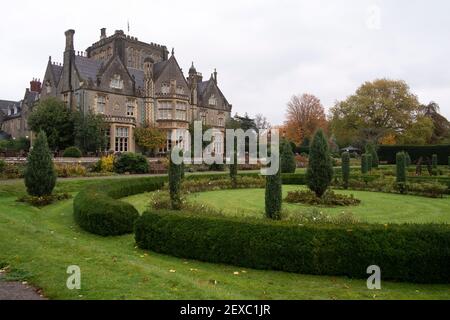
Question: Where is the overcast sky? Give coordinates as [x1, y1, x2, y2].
[1, 0, 449, 125]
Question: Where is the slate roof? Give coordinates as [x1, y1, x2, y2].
[128, 67, 144, 88]
[0, 100, 21, 114]
[75, 56, 103, 81]
[51, 64, 63, 85]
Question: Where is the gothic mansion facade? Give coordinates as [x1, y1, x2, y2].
[38, 28, 232, 153]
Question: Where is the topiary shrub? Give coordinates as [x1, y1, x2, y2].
[448, 156, 450, 169]
[114, 153, 149, 174]
[306, 129, 333, 197]
[396, 152, 407, 194]
[62, 146, 82, 158]
[135, 210, 450, 284]
[365, 143, 379, 168]
[366, 153, 373, 172]
[405, 152, 412, 167]
[280, 139, 296, 173]
[169, 151, 182, 210]
[341, 152, 350, 189]
[229, 139, 238, 188]
[265, 163, 282, 220]
[432, 154, 438, 175]
[361, 154, 369, 174]
[24, 131, 57, 197]
[73, 177, 164, 236]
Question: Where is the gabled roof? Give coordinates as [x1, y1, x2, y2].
[153, 55, 188, 88]
[0, 100, 20, 114]
[128, 67, 144, 89]
[197, 77, 231, 110]
[74, 55, 103, 81]
[51, 64, 63, 85]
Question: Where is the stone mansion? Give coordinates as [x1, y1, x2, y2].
[0, 28, 233, 154]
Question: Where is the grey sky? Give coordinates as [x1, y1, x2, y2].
[1, 0, 449, 125]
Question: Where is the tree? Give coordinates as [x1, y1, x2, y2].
[329, 79, 422, 147]
[365, 143, 379, 168]
[254, 113, 271, 131]
[24, 131, 56, 197]
[341, 152, 350, 189]
[280, 139, 296, 173]
[399, 115, 434, 145]
[265, 155, 282, 220]
[229, 137, 238, 188]
[134, 124, 166, 155]
[421, 102, 450, 143]
[28, 97, 74, 151]
[396, 152, 407, 193]
[432, 154, 438, 176]
[361, 154, 369, 174]
[168, 150, 182, 210]
[285, 93, 327, 145]
[73, 111, 108, 153]
[306, 129, 333, 197]
[405, 152, 412, 167]
[366, 153, 373, 172]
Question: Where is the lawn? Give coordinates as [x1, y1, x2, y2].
[0, 178, 449, 300]
[183, 186, 450, 224]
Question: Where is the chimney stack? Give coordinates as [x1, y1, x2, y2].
[30, 78, 42, 93]
[100, 28, 106, 40]
[65, 29, 75, 52]
[213, 68, 218, 84]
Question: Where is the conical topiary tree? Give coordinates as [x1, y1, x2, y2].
[396, 152, 407, 194]
[169, 149, 183, 210]
[365, 143, 379, 168]
[361, 153, 369, 174]
[24, 131, 57, 197]
[280, 139, 296, 173]
[265, 151, 282, 220]
[405, 152, 412, 167]
[306, 129, 333, 197]
[341, 151, 350, 189]
[229, 137, 238, 188]
[432, 154, 438, 175]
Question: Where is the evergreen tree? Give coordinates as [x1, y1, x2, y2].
[24, 131, 57, 196]
[405, 152, 412, 167]
[366, 154, 373, 172]
[169, 149, 182, 210]
[432, 154, 438, 176]
[280, 139, 296, 173]
[396, 152, 407, 193]
[361, 153, 369, 174]
[341, 152, 350, 189]
[265, 153, 282, 220]
[229, 137, 238, 188]
[306, 129, 333, 197]
[365, 143, 379, 168]
[448, 156, 450, 169]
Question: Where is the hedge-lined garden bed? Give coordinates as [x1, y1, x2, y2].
[73, 177, 165, 236]
[135, 210, 450, 284]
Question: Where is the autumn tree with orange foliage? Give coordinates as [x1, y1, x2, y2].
[284, 93, 328, 145]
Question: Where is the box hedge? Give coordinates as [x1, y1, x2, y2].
[135, 210, 450, 283]
[378, 145, 450, 165]
[73, 177, 164, 236]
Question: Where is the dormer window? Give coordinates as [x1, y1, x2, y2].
[110, 74, 123, 89]
[97, 95, 106, 114]
[127, 100, 135, 116]
[161, 83, 170, 94]
[176, 86, 184, 95]
[209, 94, 217, 106]
[45, 80, 52, 94]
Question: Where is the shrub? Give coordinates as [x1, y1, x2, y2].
[265, 160, 282, 220]
[55, 163, 87, 177]
[361, 154, 369, 174]
[73, 177, 164, 236]
[169, 151, 182, 210]
[341, 152, 350, 189]
[306, 129, 333, 197]
[405, 152, 412, 167]
[24, 131, 57, 197]
[17, 193, 71, 207]
[448, 156, 450, 169]
[396, 152, 407, 193]
[229, 145, 238, 189]
[181, 176, 265, 193]
[378, 144, 450, 165]
[366, 154, 373, 172]
[280, 139, 296, 173]
[284, 190, 360, 206]
[114, 153, 149, 174]
[135, 210, 450, 283]
[0, 159, 6, 173]
[281, 173, 307, 185]
[62, 146, 82, 158]
[432, 154, 438, 175]
[365, 143, 379, 168]
[95, 155, 115, 173]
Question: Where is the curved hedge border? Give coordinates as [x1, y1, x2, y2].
[73, 177, 165, 236]
[135, 210, 450, 284]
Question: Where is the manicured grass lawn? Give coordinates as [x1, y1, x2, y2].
[185, 186, 450, 224]
[0, 178, 449, 299]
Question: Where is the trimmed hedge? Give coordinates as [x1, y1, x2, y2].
[63, 146, 82, 158]
[73, 177, 164, 236]
[135, 210, 450, 283]
[378, 145, 450, 165]
[114, 153, 149, 174]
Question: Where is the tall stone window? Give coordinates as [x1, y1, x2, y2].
[161, 83, 170, 94]
[97, 95, 106, 114]
[126, 100, 135, 116]
[115, 126, 129, 152]
[158, 101, 172, 120]
[110, 74, 123, 89]
[175, 103, 187, 121]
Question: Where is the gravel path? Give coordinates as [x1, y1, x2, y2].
[0, 274, 46, 300]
